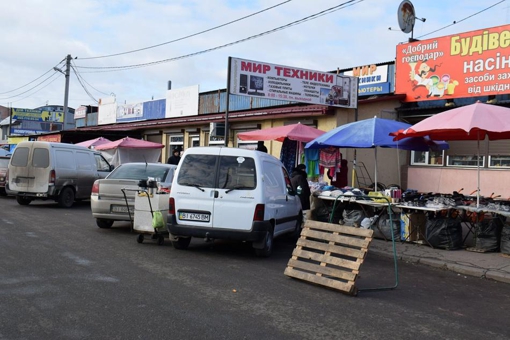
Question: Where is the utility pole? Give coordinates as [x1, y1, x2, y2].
[63, 54, 71, 131]
[54, 55, 72, 131]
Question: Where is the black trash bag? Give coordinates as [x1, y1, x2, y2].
[313, 206, 332, 223]
[342, 209, 365, 227]
[425, 217, 463, 250]
[373, 213, 401, 241]
[500, 225, 510, 255]
[473, 216, 505, 252]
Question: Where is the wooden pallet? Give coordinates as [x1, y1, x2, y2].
[284, 220, 374, 296]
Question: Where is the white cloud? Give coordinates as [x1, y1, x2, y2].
[0, 0, 508, 109]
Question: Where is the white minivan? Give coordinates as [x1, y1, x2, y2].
[8, 141, 112, 208]
[167, 147, 302, 257]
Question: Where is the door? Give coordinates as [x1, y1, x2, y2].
[9, 145, 31, 192]
[212, 150, 257, 231]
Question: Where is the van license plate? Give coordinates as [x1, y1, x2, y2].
[179, 212, 210, 222]
[112, 205, 133, 213]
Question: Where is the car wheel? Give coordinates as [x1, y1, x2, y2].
[16, 196, 32, 206]
[172, 237, 191, 250]
[254, 230, 274, 257]
[58, 187, 75, 208]
[96, 219, 114, 229]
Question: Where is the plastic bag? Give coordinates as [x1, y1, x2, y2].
[425, 217, 463, 250]
[473, 216, 504, 252]
[152, 211, 165, 229]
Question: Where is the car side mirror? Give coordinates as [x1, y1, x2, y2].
[110, 164, 115, 171]
[286, 186, 296, 196]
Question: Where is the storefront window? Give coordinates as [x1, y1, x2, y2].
[410, 151, 444, 166]
[488, 155, 510, 168]
[446, 155, 485, 167]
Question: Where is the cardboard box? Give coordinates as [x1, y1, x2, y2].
[401, 212, 427, 241]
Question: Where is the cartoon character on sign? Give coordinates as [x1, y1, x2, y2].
[409, 59, 443, 99]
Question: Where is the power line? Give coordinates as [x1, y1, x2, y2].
[71, 60, 110, 96]
[5, 73, 63, 104]
[78, 0, 292, 60]
[0, 71, 62, 100]
[75, 0, 361, 72]
[0, 59, 65, 95]
[71, 63, 98, 103]
[417, 0, 506, 39]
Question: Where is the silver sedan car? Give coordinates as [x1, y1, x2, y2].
[91, 163, 177, 228]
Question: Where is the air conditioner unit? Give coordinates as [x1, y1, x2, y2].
[210, 122, 225, 137]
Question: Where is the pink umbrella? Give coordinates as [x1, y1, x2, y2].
[95, 137, 164, 150]
[76, 137, 111, 148]
[237, 123, 325, 143]
[392, 101, 510, 206]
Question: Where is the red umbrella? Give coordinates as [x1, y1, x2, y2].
[76, 137, 111, 148]
[391, 101, 510, 206]
[237, 123, 325, 143]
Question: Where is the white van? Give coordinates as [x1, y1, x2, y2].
[167, 147, 302, 257]
[8, 141, 112, 208]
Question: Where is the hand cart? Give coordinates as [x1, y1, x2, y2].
[120, 186, 169, 245]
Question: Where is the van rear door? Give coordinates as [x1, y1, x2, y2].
[212, 148, 258, 231]
[9, 144, 32, 192]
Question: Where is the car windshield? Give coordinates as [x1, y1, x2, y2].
[107, 164, 171, 182]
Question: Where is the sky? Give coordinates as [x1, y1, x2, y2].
[0, 0, 509, 110]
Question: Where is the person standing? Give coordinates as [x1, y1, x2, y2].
[256, 141, 268, 153]
[167, 148, 181, 165]
[290, 164, 311, 211]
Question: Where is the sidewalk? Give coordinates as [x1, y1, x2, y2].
[368, 238, 510, 284]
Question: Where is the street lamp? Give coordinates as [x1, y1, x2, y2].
[54, 54, 71, 130]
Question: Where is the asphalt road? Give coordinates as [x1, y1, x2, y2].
[1, 196, 509, 340]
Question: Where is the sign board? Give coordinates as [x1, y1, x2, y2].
[117, 102, 144, 121]
[98, 96, 117, 125]
[75, 106, 87, 119]
[229, 57, 358, 108]
[165, 85, 199, 118]
[395, 24, 510, 102]
[343, 64, 391, 95]
[12, 108, 64, 123]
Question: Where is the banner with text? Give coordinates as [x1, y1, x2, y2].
[229, 57, 358, 108]
[395, 24, 510, 102]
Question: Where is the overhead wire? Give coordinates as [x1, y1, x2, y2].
[0, 71, 63, 100]
[71, 60, 110, 96]
[75, 0, 361, 72]
[78, 0, 293, 60]
[5, 73, 63, 104]
[416, 0, 506, 39]
[71, 63, 98, 103]
[0, 59, 65, 95]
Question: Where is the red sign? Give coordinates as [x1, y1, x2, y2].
[37, 134, 61, 142]
[395, 24, 510, 102]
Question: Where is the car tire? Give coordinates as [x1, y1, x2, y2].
[16, 195, 32, 205]
[96, 219, 114, 229]
[172, 237, 191, 250]
[58, 187, 75, 208]
[254, 230, 274, 257]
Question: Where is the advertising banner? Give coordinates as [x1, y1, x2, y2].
[229, 57, 358, 108]
[396, 24, 510, 102]
[116, 102, 144, 122]
[12, 108, 64, 123]
[165, 85, 200, 118]
[75, 106, 87, 119]
[344, 64, 391, 96]
[98, 96, 117, 125]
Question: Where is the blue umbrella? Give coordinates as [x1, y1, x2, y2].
[305, 117, 449, 190]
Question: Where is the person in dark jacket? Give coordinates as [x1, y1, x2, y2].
[290, 164, 311, 210]
[167, 148, 181, 165]
[256, 141, 268, 153]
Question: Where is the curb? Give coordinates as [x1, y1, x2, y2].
[369, 249, 510, 284]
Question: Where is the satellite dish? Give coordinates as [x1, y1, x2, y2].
[397, 0, 416, 34]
